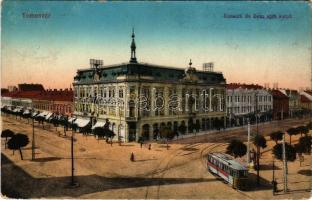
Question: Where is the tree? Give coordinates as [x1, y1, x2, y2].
[226, 139, 247, 158]
[23, 112, 31, 123]
[306, 122, 312, 130]
[178, 123, 187, 136]
[153, 127, 160, 140]
[1, 129, 14, 149]
[7, 133, 29, 160]
[195, 121, 200, 133]
[93, 127, 106, 140]
[270, 131, 284, 144]
[138, 136, 144, 148]
[295, 135, 311, 154]
[286, 127, 298, 145]
[35, 116, 45, 129]
[51, 117, 60, 132]
[297, 126, 309, 136]
[253, 134, 267, 153]
[59, 116, 68, 136]
[273, 143, 296, 162]
[160, 126, 175, 149]
[253, 134, 267, 171]
[104, 128, 115, 146]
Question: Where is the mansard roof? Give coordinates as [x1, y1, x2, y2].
[226, 83, 263, 90]
[2, 89, 73, 102]
[301, 95, 312, 103]
[271, 90, 289, 99]
[74, 62, 226, 85]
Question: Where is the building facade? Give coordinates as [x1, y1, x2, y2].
[279, 89, 301, 118]
[73, 31, 227, 141]
[226, 83, 273, 126]
[271, 90, 289, 120]
[1, 84, 73, 116]
[300, 91, 312, 111]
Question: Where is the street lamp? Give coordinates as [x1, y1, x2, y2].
[70, 84, 79, 188]
[31, 105, 35, 161]
[255, 91, 260, 186]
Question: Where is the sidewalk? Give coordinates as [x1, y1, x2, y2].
[171, 118, 308, 141]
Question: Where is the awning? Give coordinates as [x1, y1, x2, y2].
[32, 112, 39, 117]
[37, 111, 48, 117]
[23, 110, 30, 115]
[13, 108, 22, 113]
[74, 118, 90, 128]
[45, 113, 53, 120]
[68, 117, 76, 124]
[92, 120, 106, 129]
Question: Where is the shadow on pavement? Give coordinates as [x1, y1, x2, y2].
[297, 169, 311, 176]
[246, 173, 272, 191]
[259, 164, 281, 171]
[1, 153, 216, 198]
[32, 157, 62, 162]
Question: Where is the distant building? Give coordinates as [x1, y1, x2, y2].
[73, 30, 227, 142]
[18, 83, 44, 91]
[226, 83, 273, 126]
[1, 86, 73, 116]
[300, 91, 312, 111]
[32, 89, 73, 115]
[1, 88, 9, 94]
[8, 86, 18, 92]
[279, 89, 301, 118]
[271, 90, 289, 120]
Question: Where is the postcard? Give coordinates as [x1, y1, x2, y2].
[1, 1, 311, 199]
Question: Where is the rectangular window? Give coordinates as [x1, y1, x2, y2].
[119, 88, 124, 98]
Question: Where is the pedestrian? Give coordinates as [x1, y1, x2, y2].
[148, 144, 151, 150]
[130, 152, 135, 162]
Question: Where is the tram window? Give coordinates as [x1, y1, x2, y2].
[239, 170, 247, 177]
[232, 170, 237, 177]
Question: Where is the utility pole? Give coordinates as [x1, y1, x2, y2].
[272, 158, 276, 195]
[255, 91, 260, 185]
[282, 133, 288, 193]
[70, 120, 78, 187]
[247, 120, 250, 166]
[31, 117, 35, 160]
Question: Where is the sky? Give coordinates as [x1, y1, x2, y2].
[1, 1, 311, 90]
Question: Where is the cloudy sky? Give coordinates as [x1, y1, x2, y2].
[2, 1, 311, 89]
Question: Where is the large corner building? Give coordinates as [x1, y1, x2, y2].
[73, 31, 227, 142]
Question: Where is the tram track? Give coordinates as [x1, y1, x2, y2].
[144, 143, 198, 199]
[199, 142, 253, 199]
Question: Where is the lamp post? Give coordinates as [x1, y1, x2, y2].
[255, 91, 260, 186]
[272, 158, 277, 195]
[69, 120, 79, 187]
[247, 118, 250, 166]
[31, 113, 35, 160]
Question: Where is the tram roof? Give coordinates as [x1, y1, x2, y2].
[209, 152, 247, 171]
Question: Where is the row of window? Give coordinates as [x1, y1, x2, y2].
[75, 86, 124, 99]
[33, 103, 72, 113]
[227, 95, 272, 103]
[208, 155, 247, 178]
[227, 105, 272, 114]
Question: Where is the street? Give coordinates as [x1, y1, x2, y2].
[1, 115, 311, 199]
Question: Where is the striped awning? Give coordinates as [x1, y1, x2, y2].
[68, 117, 76, 124]
[23, 110, 30, 115]
[45, 113, 53, 120]
[74, 118, 90, 128]
[91, 120, 106, 130]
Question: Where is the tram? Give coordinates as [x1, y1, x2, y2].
[207, 152, 248, 190]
